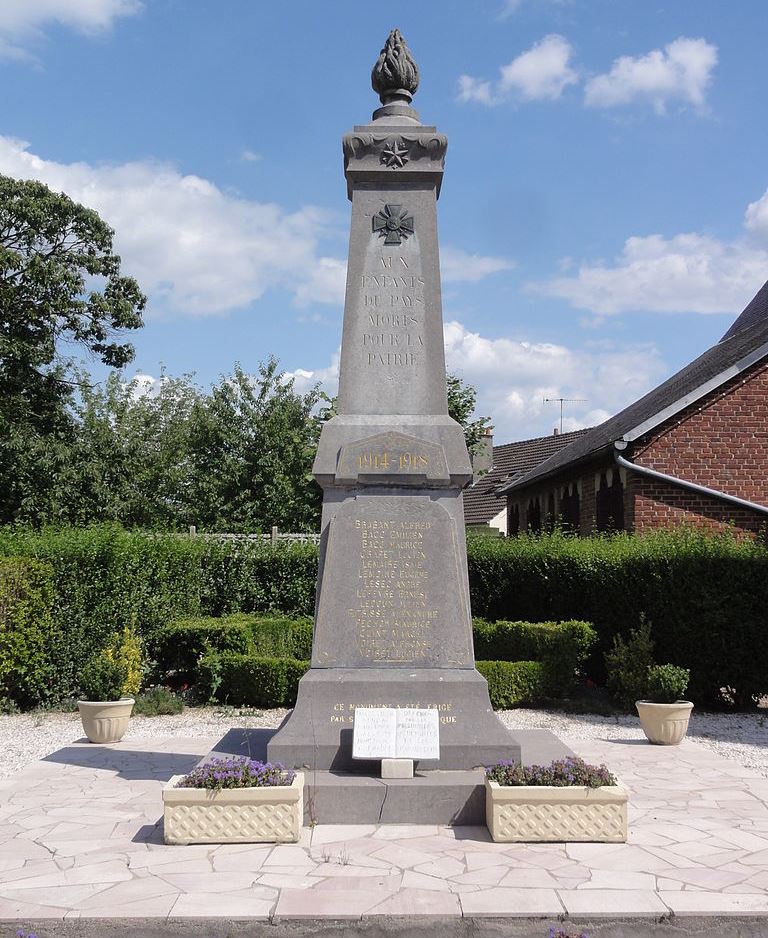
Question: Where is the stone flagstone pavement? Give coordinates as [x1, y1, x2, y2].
[1, 731, 768, 925]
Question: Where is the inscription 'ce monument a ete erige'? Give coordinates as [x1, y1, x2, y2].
[268, 29, 521, 771]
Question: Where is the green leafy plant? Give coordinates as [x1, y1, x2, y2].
[133, 685, 184, 716]
[604, 615, 654, 710]
[646, 664, 690, 703]
[0, 557, 59, 708]
[104, 623, 143, 697]
[79, 654, 127, 702]
[486, 756, 616, 788]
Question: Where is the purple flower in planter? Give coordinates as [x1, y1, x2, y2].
[177, 757, 295, 791]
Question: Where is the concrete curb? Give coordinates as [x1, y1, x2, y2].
[7, 915, 768, 938]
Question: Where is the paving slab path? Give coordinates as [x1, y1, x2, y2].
[1, 727, 768, 936]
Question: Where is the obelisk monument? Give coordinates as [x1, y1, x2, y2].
[268, 29, 520, 770]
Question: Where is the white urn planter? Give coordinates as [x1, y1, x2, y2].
[636, 700, 693, 745]
[77, 697, 135, 744]
[485, 778, 628, 843]
[163, 772, 304, 845]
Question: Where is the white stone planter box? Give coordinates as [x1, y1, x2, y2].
[163, 772, 304, 845]
[486, 778, 628, 843]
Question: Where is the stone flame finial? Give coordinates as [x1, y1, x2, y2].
[371, 29, 420, 106]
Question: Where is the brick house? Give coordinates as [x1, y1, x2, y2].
[497, 281, 768, 537]
[463, 428, 588, 532]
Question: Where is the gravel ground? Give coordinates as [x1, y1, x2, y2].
[0, 705, 765, 779]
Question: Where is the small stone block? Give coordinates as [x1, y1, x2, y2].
[382, 759, 413, 779]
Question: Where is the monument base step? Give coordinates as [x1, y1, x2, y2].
[266, 667, 524, 770]
[206, 728, 573, 826]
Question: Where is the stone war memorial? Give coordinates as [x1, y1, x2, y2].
[266, 29, 526, 817]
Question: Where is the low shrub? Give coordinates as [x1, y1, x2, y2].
[156, 613, 313, 679]
[0, 557, 59, 708]
[198, 653, 545, 710]
[604, 617, 654, 710]
[105, 624, 143, 697]
[199, 652, 309, 708]
[646, 664, 690, 704]
[473, 619, 595, 694]
[133, 685, 185, 716]
[250, 615, 313, 660]
[475, 660, 544, 709]
[486, 755, 616, 788]
[79, 655, 127, 702]
[156, 615, 255, 675]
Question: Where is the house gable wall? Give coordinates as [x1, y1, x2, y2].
[630, 360, 768, 535]
[504, 360, 768, 537]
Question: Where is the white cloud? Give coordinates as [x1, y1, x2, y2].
[241, 149, 262, 163]
[441, 246, 514, 283]
[0, 136, 516, 318]
[284, 351, 340, 398]
[584, 37, 717, 114]
[0, 0, 140, 61]
[124, 371, 159, 400]
[458, 34, 578, 105]
[531, 186, 768, 315]
[0, 135, 342, 316]
[293, 257, 347, 308]
[443, 321, 668, 439]
[292, 321, 667, 441]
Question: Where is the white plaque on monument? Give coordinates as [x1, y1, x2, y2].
[352, 707, 440, 760]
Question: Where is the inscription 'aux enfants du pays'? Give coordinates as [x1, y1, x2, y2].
[361, 254, 425, 367]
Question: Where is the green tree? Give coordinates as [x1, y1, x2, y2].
[446, 372, 491, 456]
[58, 371, 201, 527]
[0, 176, 146, 523]
[185, 360, 322, 533]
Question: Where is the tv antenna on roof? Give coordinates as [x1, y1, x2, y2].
[543, 397, 587, 434]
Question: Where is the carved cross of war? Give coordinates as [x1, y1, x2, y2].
[372, 204, 415, 245]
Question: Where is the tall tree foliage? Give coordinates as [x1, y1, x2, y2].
[0, 176, 146, 522]
[446, 373, 491, 456]
[24, 361, 323, 532]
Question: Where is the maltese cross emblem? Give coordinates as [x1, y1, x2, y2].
[372, 204, 415, 246]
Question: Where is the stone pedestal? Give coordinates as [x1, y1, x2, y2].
[267, 30, 520, 774]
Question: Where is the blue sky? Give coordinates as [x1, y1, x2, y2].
[4, 0, 768, 441]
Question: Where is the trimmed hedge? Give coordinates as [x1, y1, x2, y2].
[476, 660, 544, 709]
[473, 619, 595, 694]
[199, 652, 308, 708]
[0, 526, 205, 700]
[467, 530, 768, 707]
[157, 613, 313, 675]
[198, 652, 544, 710]
[160, 614, 590, 698]
[2, 525, 767, 707]
[0, 557, 59, 707]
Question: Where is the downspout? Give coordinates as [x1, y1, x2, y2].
[613, 440, 768, 518]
